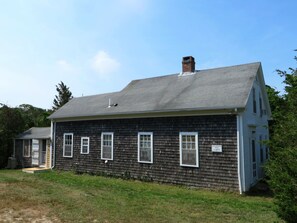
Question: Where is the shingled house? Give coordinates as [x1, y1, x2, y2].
[14, 127, 51, 168]
[49, 56, 271, 193]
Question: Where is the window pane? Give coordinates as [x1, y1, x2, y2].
[82, 139, 88, 146]
[65, 145, 71, 156]
[82, 145, 87, 153]
[140, 147, 151, 162]
[102, 134, 113, 159]
[139, 133, 152, 162]
[181, 133, 198, 166]
[182, 135, 186, 143]
[64, 134, 73, 157]
[182, 149, 196, 166]
[81, 137, 89, 154]
[104, 134, 111, 141]
[24, 140, 30, 157]
[102, 146, 111, 159]
[252, 140, 256, 162]
[182, 142, 187, 149]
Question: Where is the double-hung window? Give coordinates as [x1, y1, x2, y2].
[81, 137, 89, 154]
[23, 139, 31, 157]
[138, 132, 153, 163]
[101, 132, 113, 160]
[259, 95, 263, 117]
[180, 132, 199, 167]
[259, 135, 263, 163]
[253, 87, 257, 114]
[63, 133, 73, 158]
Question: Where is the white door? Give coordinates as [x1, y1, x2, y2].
[40, 139, 47, 166]
[32, 139, 39, 166]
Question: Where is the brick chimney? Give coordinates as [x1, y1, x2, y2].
[182, 56, 195, 73]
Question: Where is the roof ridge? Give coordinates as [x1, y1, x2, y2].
[125, 62, 260, 84]
[198, 61, 261, 72]
[128, 72, 178, 82]
[72, 91, 120, 100]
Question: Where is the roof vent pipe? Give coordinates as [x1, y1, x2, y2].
[107, 98, 118, 108]
[108, 98, 111, 108]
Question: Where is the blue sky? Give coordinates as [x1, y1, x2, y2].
[0, 0, 296, 109]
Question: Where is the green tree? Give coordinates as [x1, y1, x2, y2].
[17, 104, 52, 128]
[265, 85, 285, 136]
[265, 85, 284, 119]
[52, 81, 73, 110]
[266, 51, 297, 223]
[0, 104, 25, 168]
[0, 103, 52, 168]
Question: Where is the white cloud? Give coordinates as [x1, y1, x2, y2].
[57, 59, 76, 73]
[91, 51, 120, 78]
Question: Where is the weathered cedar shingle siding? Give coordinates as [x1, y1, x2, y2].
[15, 139, 32, 168]
[54, 115, 238, 191]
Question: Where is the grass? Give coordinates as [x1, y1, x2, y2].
[0, 169, 282, 223]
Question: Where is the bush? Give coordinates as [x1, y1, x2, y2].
[265, 52, 297, 222]
[266, 147, 297, 222]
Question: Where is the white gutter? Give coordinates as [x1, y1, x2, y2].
[50, 121, 53, 168]
[237, 115, 243, 194]
[51, 121, 56, 169]
[240, 114, 246, 192]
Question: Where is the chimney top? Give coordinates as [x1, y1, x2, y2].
[182, 56, 195, 73]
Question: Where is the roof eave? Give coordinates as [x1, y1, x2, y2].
[15, 136, 51, 140]
[50, 107, 245, 122]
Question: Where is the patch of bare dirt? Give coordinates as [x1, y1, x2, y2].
[0, 182, 61, 222]
[0, 183, 8, 190]
[0, 208, 60, 223]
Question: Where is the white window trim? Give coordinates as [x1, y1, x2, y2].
[63, 133, 73, 158]
[23, 139, 31, 157]
[101, 132, 114, 160]
[80, 137, 90, 154]
[138, 132, 153, 164]
[179, 132, 199, 167]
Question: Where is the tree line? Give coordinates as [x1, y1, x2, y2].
[0, 81, 72, 168]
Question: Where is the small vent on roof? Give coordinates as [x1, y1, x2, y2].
[107, 98, 118, 108]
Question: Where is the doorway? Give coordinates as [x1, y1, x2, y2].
[40, 139, 47, 166]
[32, 139, 39, 166]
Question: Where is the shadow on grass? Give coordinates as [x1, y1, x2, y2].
[245, 179, 274, 198]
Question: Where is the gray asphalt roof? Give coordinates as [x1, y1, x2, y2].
[16, 127, 51, 139]
[49, 62, 261, 119]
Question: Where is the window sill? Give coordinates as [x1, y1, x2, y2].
[138, 161, 153, 164]
[180, 164, 199, 168]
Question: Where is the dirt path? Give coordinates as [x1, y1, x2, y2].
[0, 208, 60, 223]
[0, 182, 60, 223]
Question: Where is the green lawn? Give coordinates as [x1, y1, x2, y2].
[0, 170, 282, 222]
